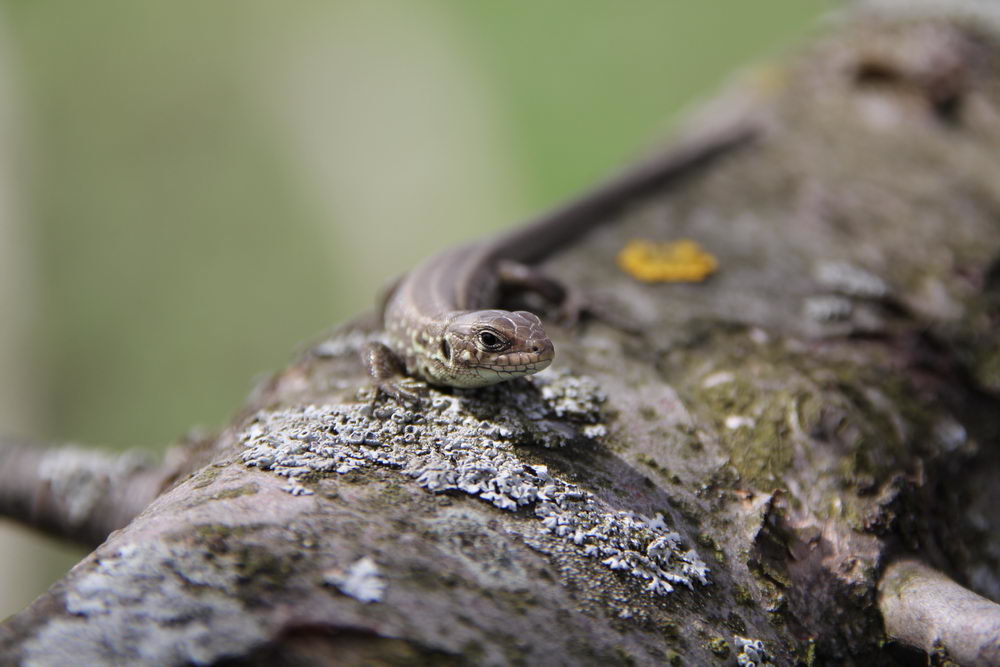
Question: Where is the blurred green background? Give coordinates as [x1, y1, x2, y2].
[0, 1, 826, 617]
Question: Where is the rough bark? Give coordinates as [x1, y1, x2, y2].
[4, 2, 1000, 665]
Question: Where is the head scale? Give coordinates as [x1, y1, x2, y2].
[434, 309, 554, 387]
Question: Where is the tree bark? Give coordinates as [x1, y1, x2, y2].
[4, 3, 1000, 665]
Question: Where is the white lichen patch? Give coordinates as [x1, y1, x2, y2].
[240, 375, 708, 597]
[724, 416, 756, 430]
[932, 416, 968, 453]
[37, 447, 150, 526]
[324, 556, 386, 603]
[813, 260, 891, 300]
[802, 295, 854, 323]
[735, 635, 775, 667]
[22, 541, 266, 667]
[702, 371, 735, 389]
[537, 371, 606, 419]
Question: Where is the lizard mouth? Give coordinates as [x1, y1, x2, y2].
[475, 341, 555, 379]
[486, 357, 553, 375]
[469, 361, 551, 385]
[444, 356, 553, 388]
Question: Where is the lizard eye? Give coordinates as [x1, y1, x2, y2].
[477, 330, 505, 351]
[440, 338, 451, 361]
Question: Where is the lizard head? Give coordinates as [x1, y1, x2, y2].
[437, 309, 554, 387]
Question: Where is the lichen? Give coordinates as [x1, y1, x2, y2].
[211, 482, 260, 500]
[734, 585, 755, 607]
[705, 636, 730, 658]
[189, 465, 223, 489]
[735, 635, 776, 667]
[802, 295, 854, 323]
[617, 238, 718, 283]
[683, 330, 950, 493]
[813, 260, 892, 300]
[21, 541, 267, 666]
[324, 556, 386, 603]
[178, 523, 295, 603]
[239, 373, 709, 597]
[36, 447, 150, 526]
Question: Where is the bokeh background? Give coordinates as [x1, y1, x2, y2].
[0, 1, 827, 618]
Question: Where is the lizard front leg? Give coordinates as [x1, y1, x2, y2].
[360, 341, 425, 404]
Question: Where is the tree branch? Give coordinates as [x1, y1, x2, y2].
[0, 436, 169, 548]
[4, 3, 1000, 664]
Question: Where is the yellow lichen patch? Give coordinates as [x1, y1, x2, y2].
[617, 238, 718, 283]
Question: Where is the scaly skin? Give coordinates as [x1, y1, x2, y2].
[362, 124, 756, 402]
[392, 308, 554, 388]
[363, 243, 558, 401]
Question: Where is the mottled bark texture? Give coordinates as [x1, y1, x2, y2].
[4, 2, 1000, 665]
[0, 435, 205, 550]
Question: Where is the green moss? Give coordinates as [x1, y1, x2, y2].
[685, 437, 704, 454]
[972, 344, 1000, 393]
[680, 338, 801, 487]
[734, 585, 755, 607]
[929, 639, 959, 667]
[163, 522, 301, 605]
[668, 496, 703, 527]
[220, 535, 296, 601]
[458, 641, 485, 664]
[189, 466, 222, 489]
[725, 612, 747, 635]
[636, 453, 670, 478]
[803, 638, 817, 666]
[677, 329, 943, 495]
[211, 482, 260, 500]
[705, 637, 730, 658]
[696, 533, 726, 565]
[612, 646, 637, 665]
[639, 405, 659, 421]
[232, 544, 295, 594]
[659, 620, 679, 639]
[374, 478, 411, 508]
[743, 407, 791, 481]
[189, 522, 253, 542]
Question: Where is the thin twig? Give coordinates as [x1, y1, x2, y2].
[879, 558, 1000, 666]
[0, 436, 169, 548]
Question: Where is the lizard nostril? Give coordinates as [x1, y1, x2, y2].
[532, 345, 539, 353]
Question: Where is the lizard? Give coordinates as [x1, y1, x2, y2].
[362, 124, 755, 403]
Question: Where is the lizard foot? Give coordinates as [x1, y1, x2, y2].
[361, 340, 427, 406]
[375, 379, 426, 406]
